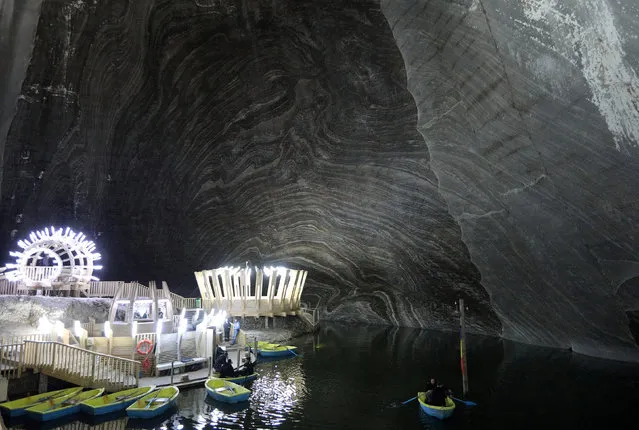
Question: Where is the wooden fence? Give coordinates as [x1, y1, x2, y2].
[22, 341, 140, 392]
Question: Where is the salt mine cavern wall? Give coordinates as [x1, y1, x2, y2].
[0, 0, 638, 361]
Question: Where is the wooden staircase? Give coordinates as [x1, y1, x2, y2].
[21, 341, 140, 392]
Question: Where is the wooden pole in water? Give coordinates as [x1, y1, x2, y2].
[459, 298, 469, 396]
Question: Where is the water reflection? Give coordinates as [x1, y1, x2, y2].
[249, 360, 307, 427]
[3, 323, 638, 430]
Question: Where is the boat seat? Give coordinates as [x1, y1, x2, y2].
[145, 398, 169, 403]
[214, 387, 235, 393]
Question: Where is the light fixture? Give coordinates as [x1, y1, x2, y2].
[73, 320, 82, 337]
[104, 321, 112, 338]
[37, 316, 52, 334]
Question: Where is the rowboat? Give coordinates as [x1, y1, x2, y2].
[80, 385, 156, 415]
[257, 344, 297, 357]
[205, 378, 251, 404]
[126, 386, 179, 419]
[0, 387, 82, 417]
[26, 388, 105, 421]
[417, 392, 455, 420]
[209, 372, 258, 385]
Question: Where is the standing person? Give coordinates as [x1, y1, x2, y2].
[231, 318, 241, 345]
[223, 318, 231, 342]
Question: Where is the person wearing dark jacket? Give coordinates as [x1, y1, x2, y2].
[220, 359, 236, 378]
[427, 384, 449, 407]
[213, 351, 228, 372]
[238, 358, 255, 376]
[425, 378, 437, 391]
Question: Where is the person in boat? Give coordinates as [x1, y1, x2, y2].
[237, 356, 255, 376]
[426, 378, 437, 391]
[220, 359, 236, 378]
[223, 318, 231, 342]
[213, 349, 228, 372]
[426, 383, 449, 407]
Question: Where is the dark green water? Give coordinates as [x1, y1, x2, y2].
[6, 322, 639, 429]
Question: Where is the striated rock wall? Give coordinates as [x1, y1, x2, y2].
[381, 0, 639, 360]
[0, 0, 500, 336]
[0, 0, 43, 197]
[0, 0, 638, 360]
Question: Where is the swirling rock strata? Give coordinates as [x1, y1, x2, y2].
[381, 0, 639, 360]
[0, 0, 500, 335]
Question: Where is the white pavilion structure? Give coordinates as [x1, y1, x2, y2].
[194, 265, 307, 317]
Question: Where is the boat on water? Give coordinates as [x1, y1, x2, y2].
[126, 386, 179, 419]
[0, 387, 83, 418]
[80, 385, 156, 416]
[209, 372, 258, 385]
[417, 392, 455, 420]
[257, 344, 297, 358]
[25, 388, 105, 422]
[205, 378, 251, 404]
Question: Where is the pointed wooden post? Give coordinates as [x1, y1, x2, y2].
[459, 298, 469, 396]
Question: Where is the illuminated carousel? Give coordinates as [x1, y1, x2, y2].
[3, 227, 101, 295]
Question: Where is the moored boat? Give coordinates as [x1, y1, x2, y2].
[417, 392, 455, 420]
[209, 372, 258, 385]
[0, 387, 83, 418]
[126, 386, 179, 419]
[257, 344, 297, 357]
[25, 388, 105, 422]
[205, 378, 251, 404]
[80, 385, 156, 416]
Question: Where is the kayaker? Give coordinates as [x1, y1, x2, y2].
[220, 359, 236, 378]
[223, 319, 231, 342]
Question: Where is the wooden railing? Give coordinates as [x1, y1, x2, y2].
[22, 341, 140, 392]
[299, 303, 320, 328]
[0, 279, 21, 295]
[88, 281, 150, 298]
[0, 343, 23, 379]
[170, 293, 200, 311]
[1, 333, 50, 345]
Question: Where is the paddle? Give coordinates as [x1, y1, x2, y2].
[144, 390, 161, 409]
[44, 391, 83, 412]
[27, 390, 71, 408]
[401, 396, 417, 405]
[115, 387, 147, 402]
[451, 396, 477, 406]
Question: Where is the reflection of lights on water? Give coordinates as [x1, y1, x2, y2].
[251, 369, 306, 427]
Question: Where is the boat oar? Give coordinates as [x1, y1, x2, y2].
[145, 390, 161, 409]
[451, 396, 477, 406]
[286, 347, 298, 357]
[28, 390, 71, 408]
[401, 396, 417, 405]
